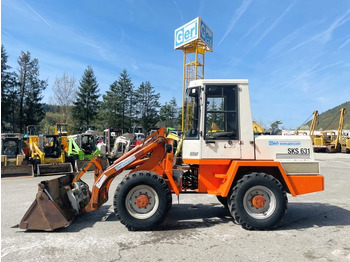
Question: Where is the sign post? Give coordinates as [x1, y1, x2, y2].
[174, 17, 213, 132]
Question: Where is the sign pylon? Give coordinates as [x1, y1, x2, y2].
[174, 17, 213, 132]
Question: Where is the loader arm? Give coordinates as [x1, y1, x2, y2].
[68, 138, 85, 160]
[30, 141, 45, 161]
[73, 127, 176, 212]
[17, 127, 176, 231]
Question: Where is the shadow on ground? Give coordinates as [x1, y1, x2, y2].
[18, 201, 350, 233]
[280, 202, 350, 230]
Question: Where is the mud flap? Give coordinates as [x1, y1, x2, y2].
[17, 174, 77, 231]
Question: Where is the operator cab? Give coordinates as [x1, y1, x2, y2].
[182, 79, 254, 161]
[2, 137, 22, 158]
[39, 135, 62, 158]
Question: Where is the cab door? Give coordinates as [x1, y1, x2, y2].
[201, 85, 241, 159]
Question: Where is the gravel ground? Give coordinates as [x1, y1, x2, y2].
[1, 153, 350, 262]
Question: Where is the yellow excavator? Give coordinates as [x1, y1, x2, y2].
[252, 121, 270, 135]
[313, 108, 345, 153]
[309, 110, 318, 139]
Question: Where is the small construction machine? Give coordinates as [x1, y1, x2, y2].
[98, 127, 123, 162]
[313, 108, 345, 153]
[1, 134, 34, 177]
[17, 79, 324, 231]
[28, 134, 73, 176]
[67, 133, 109, 171]
[55, 123, 69, 152]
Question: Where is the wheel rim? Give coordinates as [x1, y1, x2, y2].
[243, 185, 276, 219]
[125, 185, 159, 219]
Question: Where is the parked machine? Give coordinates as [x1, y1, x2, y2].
[67, 133, 109, 171]
[28, 134, 73, 176]
[342, 136, 350, 153]
[97, 127, 123, 162]
[17, 79, 324, 231]
[1, 134, 33, 177]
[55, 123, 69, 152]
[313, 108, 345, 153]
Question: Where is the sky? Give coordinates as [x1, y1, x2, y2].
[2, 0, 350, 129]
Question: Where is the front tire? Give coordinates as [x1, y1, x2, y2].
[228, 172, 287, 230]
[114, 171, 172, 231]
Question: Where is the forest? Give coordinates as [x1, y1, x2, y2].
[1, 45, 181, 135]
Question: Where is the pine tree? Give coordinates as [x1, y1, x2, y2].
[100, 69, 134, 132]
[1, 45, 19, 132]
[17, 51, 47, 133]
[118, 69, 134, 131]
[73, 66, 100, 128]
[100, 80, 123, 128]
[134, 81, 160, 133]
[159, 97, 180, 128]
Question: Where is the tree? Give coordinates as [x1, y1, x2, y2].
[17, 51, 47, 133]
[134, 81, 160, 133]
[100, 69, 134, 132]
[159, 97, 180, 128]
[52, 73, 77, 122]
[1, 45, 19, 132]
[73, 66, 100, 128]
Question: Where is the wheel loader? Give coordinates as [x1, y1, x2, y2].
[16, 79, 324, 231]
[1, 134, 34, 177]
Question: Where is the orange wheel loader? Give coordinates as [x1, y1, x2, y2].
[16, 79, 324, 231]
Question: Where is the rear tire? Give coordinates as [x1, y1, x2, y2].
[228, 172, 287, 230]
[113, 171, 172, 231]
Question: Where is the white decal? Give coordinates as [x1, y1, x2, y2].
[115, 156, 136, 171]
[96, 174, 107, 189]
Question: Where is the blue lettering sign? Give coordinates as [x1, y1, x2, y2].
[175, 19, 198, 49]
[200, 20, 213, 50]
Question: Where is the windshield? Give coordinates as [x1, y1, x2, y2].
[2, 140, 19, 158]
[184, 87, 200, 139]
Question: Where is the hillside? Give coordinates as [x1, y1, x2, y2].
[304, 101, 350, 130]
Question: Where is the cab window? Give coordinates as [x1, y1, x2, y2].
[184, 87, 200, 140]
[205, 85, 238, 140]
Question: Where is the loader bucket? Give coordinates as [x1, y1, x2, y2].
[75, 158, 109, 172]
[18, 174, 77, 231]
[37, 163, 73, 176]
[1, 164, 34, 177]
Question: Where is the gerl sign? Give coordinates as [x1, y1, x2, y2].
[174, 17, 213, 51]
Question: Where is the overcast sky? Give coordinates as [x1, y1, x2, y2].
[2, 0, 350, 128]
